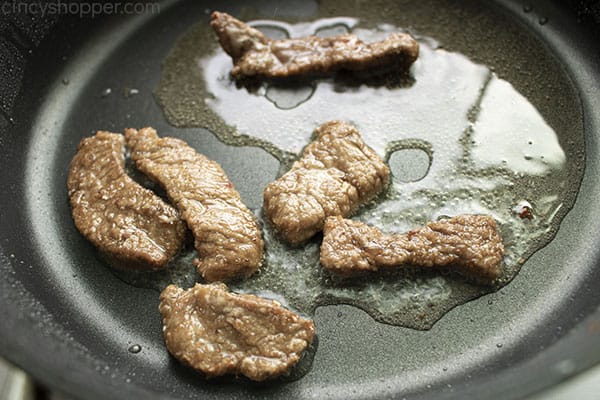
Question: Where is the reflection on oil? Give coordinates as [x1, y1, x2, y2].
[471, 76, 566, 175]
[151, 16, 579, 329]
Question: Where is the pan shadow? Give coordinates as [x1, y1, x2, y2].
[235, 67, 416, 94]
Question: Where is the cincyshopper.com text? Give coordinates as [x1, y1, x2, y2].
[2, 1, 161, 18]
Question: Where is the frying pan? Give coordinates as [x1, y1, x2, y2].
[1, 0, 600, 399]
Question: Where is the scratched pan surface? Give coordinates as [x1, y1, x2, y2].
[1, 0, 600, 399]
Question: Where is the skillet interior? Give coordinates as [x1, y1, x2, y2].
[1, 0, 600, 399]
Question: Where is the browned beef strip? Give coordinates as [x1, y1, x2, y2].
[210, 11, 419, 80]
[159, 283, 315, 381]
[67, 131, 186, 270]
[125, 127, 263, 282]
[320, 215, 504, 283]
[263, 121, 390, 244]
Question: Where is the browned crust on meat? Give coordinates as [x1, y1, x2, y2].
[67, 131, 186, 270]
[159, 283, 315, 381]
[210, 11, 419, 79]
[320, 215, 504, 283]
[124, 127, 263, 282]
[263, 121, 390, 244]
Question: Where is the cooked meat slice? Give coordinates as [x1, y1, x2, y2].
[263, 121, 390, 244]
[320, 215, 504, 283]
[210, 11, 419, 80]
[67, 131, 186, 270]
[125, 127, 263, 282]
[159, 283, 316, 381]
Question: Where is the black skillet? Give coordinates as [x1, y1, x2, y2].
[1, 0, 600, 399]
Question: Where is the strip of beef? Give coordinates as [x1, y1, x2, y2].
[125, 127, 263, 282]
[159, 283, 315, 381]
[210, 11, 419, 80]
[263, 121, 390, 244]
[320, 215, 504, 283]
[67, 131, 186, 270]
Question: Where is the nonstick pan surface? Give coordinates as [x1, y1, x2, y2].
[1, 0, 600, 399]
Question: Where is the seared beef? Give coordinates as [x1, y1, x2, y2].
[263, 121, 390, 244]
[125, 127, 263, 282]
[67, 131, 186, 270]
[159, 283, 315, 381]
[320, 215, 504, 283]
[210, 11, 419, 80]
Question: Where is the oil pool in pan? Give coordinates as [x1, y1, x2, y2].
[115, 0, 583, 337]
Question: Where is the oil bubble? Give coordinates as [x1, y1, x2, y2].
[388, 148, 431, 182]
[265, 83, 315, 110]
[128, 344, 142, 354]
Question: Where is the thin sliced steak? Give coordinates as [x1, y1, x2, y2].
[320, 215, 504, 283]
[125, 127, 263, 282]
[67, 131, 186, 270]
[211, 11, 419, 80]
[263, 121, 390, 244]
[159, 283, 315, 381]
